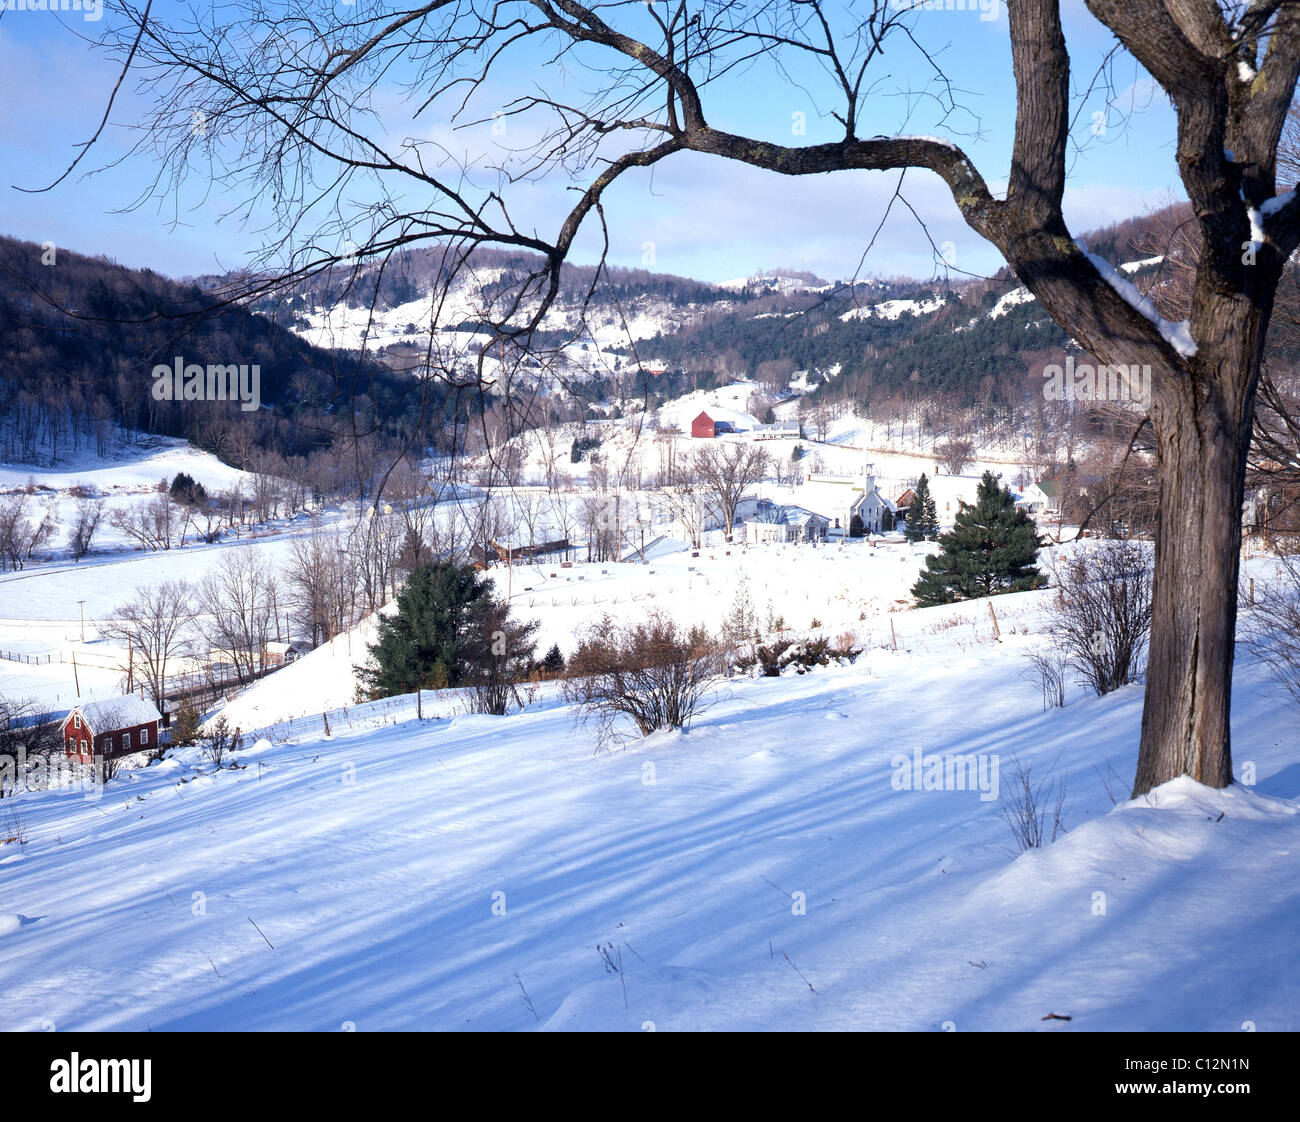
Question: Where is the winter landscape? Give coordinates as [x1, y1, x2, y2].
[3, 0, 1300, 1050]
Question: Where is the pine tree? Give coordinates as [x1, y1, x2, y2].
[904, 473, 939, 541]
[911, 472, 1043, 606]
[168, 698, 203, 748]
[358, 562, 528, 698]
[540, 643, 566, 675]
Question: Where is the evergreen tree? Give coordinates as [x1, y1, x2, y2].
[912, 472, 1043, 606]
[169, 471, 208, 506]
[358, 562, 535, 698]
[904, 472, 939, 541]
[722, 575, 760, 647]
[168, 698, 203, 748]
[540, 643, 566, 675]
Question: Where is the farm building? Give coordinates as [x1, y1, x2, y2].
[63, 696, 162, 764]
[691, 411, 717, 438]
[689, 408, 753, 437]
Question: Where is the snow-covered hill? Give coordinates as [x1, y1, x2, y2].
[1, 578, 1298, 1031]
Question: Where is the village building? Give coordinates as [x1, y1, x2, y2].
[750, 420, 801, 440]
[744, 504, 830, 544]
[800, 461, 898, 535]
[1021, 478, 1062, 516]
[63, 696, 162, 764]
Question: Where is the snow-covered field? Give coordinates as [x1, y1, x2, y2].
[1, 579, 1297, 1031]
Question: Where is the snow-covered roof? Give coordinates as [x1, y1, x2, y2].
[75, 696, 161, 734]
[752, 504, 828, 527]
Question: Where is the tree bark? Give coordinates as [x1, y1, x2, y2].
[1138, 378, 1247, 792]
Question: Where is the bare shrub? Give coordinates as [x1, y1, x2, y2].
[1047, 540, 1153, 696]
[463, 602, 538, 717]
[1, 802, 27, 849]
[201, 716, 236, 769]
[97, 753, 122, 783]
[1023, 646, 1069, 710]
[998, 754, 1068, 853]
[564, 612, 725, 747]
[1241, 553, 1300, 705]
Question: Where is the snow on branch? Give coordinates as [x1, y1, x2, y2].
[1077, 242, 1197, 358]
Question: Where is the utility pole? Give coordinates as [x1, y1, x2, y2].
[77, 600, 86, 643]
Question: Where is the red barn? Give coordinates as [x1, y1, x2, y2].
[691, 411, 716, 438]
[63, 696, 162, 764]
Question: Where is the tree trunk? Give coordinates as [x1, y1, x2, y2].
[1136, 371, 1251, 795]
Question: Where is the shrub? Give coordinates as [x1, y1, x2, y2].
[1046, 539, 1153, 696]
[998, 754, 1068, 853]
[201, 716, 236, 769]
[564, 612, 725, 747]
[168, 698, 203, 748]
[738, 634, 861, 676]
[1241, 552, 1300, 706]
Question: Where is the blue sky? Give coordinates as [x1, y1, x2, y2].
[0, 1, 1183, 284]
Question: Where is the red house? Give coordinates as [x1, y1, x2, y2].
[691, 411, 716, 438]
[63, 696, 163, 764]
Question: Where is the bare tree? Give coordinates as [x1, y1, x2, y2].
[80, 0, 1300, 794]
[109, 493, 181, 552]
[0, 493, 55, 571]
[693, 443, 770, 541]
[934, 440, 975, 476]
[285, 520, 359, 646]
[195, 553, 282, 684]
[659, 476, 707, 549]
[104, 581, 196, 709]
[0, 695, 62, 796]
[1241, 552, 1300, 706]
[68, 496, 104, 561]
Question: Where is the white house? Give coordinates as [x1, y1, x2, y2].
[745, 504, 830, 544]
[1020, 479, 1062, 515]
[750, 420, 801, 440]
